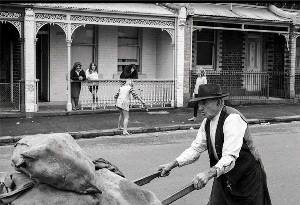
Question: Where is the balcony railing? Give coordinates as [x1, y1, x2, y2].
[78, 79, 175, 110]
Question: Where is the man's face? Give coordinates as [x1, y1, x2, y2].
[198, 98, 220, 119]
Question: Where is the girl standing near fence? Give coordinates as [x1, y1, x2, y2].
[86, 62, 99, 108]
[188, 68, 207, 121]
[114, 79, 148, 135]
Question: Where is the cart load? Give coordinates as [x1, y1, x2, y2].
[1, 133, 161, 205]
[0, 133, 197, 205]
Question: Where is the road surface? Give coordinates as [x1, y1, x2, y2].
[0, 121, 299, 204]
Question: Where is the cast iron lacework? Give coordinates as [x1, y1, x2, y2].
[8, 21, 22, 38]
[71, 24, 85, 36]
[70, 15, 174, 28]
[161, 28, 175, 44]
[35, 22, 68, 37]
[56, 22, 68, 36]
[0, 11, 21, 19]
[35, 22, 48, 35]
[35, 13, 66, 20]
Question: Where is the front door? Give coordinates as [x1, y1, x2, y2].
[36, 25, 49, 102]
[244, 35, 262, 91]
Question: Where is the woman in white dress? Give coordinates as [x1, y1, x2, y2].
[114, 79, 147, 135]
[85, 62, 99, 107]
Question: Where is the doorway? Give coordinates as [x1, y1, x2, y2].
[36, 25, 50, 102]
[244, 34, 262, 92]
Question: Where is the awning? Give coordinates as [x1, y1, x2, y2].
[191, 3, 291, 23]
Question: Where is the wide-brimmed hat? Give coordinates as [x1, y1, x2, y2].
[190, 84, 229, 102]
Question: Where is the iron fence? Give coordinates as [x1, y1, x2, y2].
[0, 82, 21, 111]
[79, 79, 175, 110]
[190, 70, 292, 102]
[295, 71, 300, 99]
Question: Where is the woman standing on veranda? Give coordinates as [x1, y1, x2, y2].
[114, 79, 148, 135]
[188, 68, 207, 121]
[86, 62, 99, 108]
[70, 62, 86, 110]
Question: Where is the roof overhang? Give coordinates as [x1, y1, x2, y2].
[19, 3, 177, 17]
[191, 3, 291, 34]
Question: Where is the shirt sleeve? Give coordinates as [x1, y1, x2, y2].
[176, 119, 208, 166]
[214, 114, 247, 177]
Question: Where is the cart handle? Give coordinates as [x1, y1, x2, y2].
[133, 171, 161, 186]
[162, 183, 196, 205]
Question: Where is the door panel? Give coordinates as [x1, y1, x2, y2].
[244, 36, 262, 91]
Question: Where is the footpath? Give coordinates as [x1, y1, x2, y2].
[1, 104, 300, 146]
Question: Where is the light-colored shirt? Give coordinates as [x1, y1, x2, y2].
[193, 76, 207, 94]
[86, 70, 99, 81]
[176, 109, 247, 177]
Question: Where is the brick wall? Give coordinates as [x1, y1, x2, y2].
[220, 31, 245, 88]
[264, 33, 286, 97]
[221, 30, 244, 72]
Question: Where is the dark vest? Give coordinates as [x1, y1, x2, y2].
[205, 106, 260, 188]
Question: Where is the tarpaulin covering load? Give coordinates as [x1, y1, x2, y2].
[0, 170, 161, 205]
[0, 172, 101, 205]
[96, 169, 161, 205]
[1, 133, 162, 205]
[11, 133, 100, 194]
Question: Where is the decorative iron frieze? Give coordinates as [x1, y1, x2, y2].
[56, 22, 68, 36]
[0, 11, 21, 19]
[35, 13, 66, 21]
[35, 21, 48, 36]
[161, 28, 175, 44]
[280, 33, 290, 50]
[36, 21, 68, 37]
[70, 15, 174, 28]
[7, 20, 22, 38]
[290, 32, 300, 40]
[71, 23, 85, 36]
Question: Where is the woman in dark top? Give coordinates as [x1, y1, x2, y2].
[70, 62, 86, 110]
[120, 64, 138, 79]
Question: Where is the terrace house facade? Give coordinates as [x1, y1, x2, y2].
[1, 3, 300, 115]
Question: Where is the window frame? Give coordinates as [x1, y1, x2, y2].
[117, 27, 142, 73]
[195, 29, 216, 70]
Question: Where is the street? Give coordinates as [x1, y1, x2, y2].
[1, 121, 300, 204]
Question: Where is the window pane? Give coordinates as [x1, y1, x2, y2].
[197, 42, 213, 65]
[118, 27, 140, 72]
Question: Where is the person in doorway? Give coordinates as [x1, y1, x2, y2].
[114, 79, 148, 135]
[158, 84, 272, 205]
[129, 64, 138, 79]
[188, 68, 207, 121]
[120, 64, 138, 79]
[70, 62, 86, 110]
[86, 62, 99, 108]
